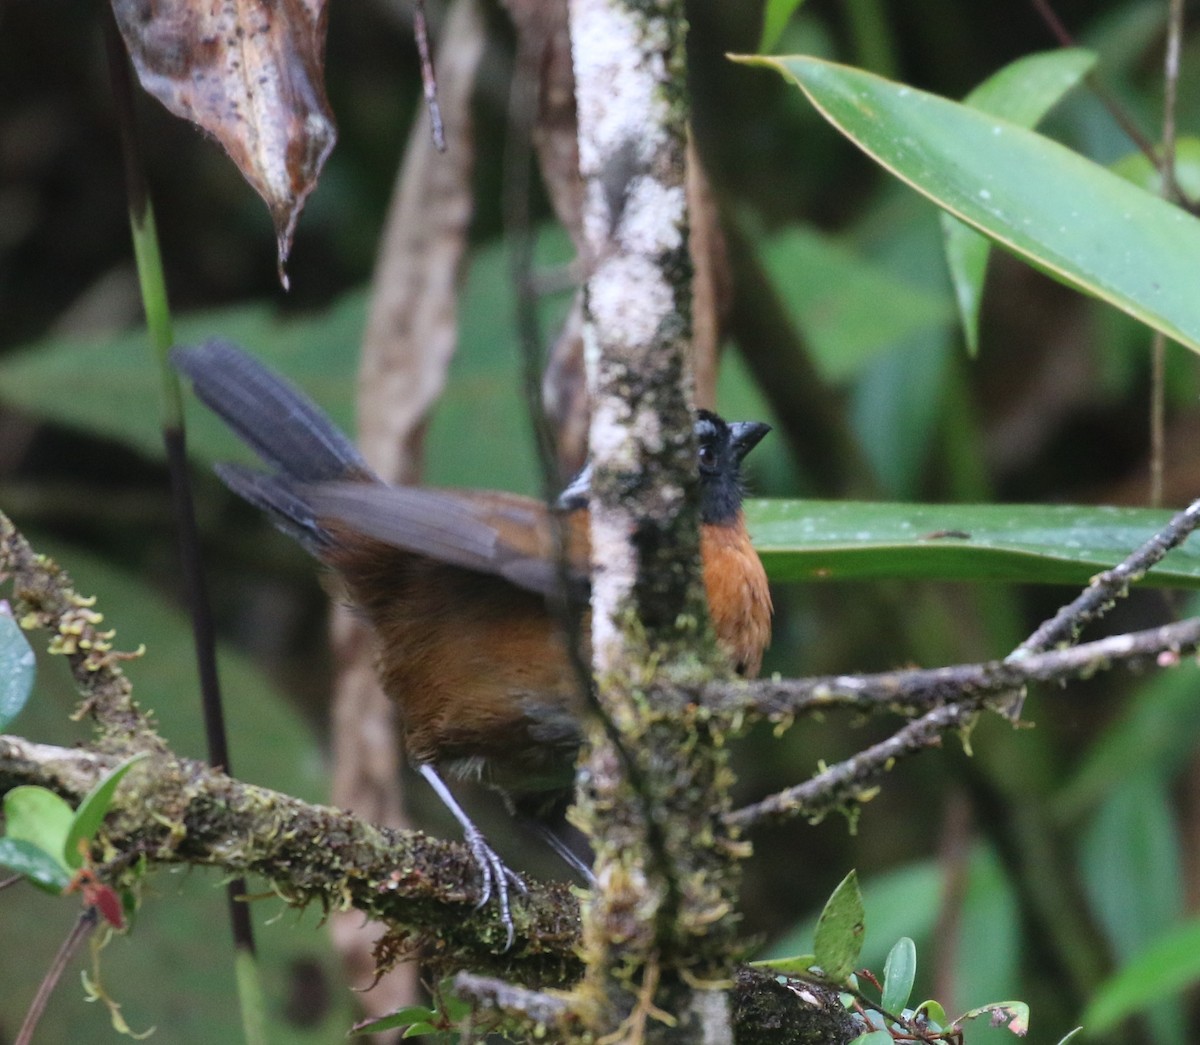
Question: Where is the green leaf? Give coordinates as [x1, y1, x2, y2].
[739, 55, 1200, 354]
[0, 611, 36, 730]
[962, 49, 1096, 125]
[747, 499, 1200, 587]
[748, 953, 816, 975]
[1058, 638, 1200, 819]
[1079, 772, 1187, 1043]
[814, 870, 866, 983]
[0, 293, 368, 466]
[3, 786, 73, 874]
[64, 752, 150, 870]
[759, 0, 809, 54]
[941, 48, 1097, 355]
[880, 937, 916, 1014]
[1080, 771, 1184, 962]
[349, 1007, 438, 1036]
[762, 845, 1011, 983]
[0, 837, 72, 892]
[847, 1032, 893, 1045]
[955, 1000, 1029, 1035]
[914, 999, 947, 1027]
[759, 226, 951, 381]
[424, 229, 573, 492]
[954, 844, 1020, 1012]
[0, 231, 573, 501]
[1084, 920, 1200, 1033]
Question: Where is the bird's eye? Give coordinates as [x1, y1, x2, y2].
[698, 444, 716, 469]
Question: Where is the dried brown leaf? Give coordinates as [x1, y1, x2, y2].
[110, 0, 336, 284]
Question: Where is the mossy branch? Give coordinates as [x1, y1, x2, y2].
[0, 733, 582, 982]
[0, 509, 164, 752]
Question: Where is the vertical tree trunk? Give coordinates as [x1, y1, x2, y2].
[569, 2, 741, 1040]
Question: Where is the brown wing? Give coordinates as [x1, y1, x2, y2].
[301, 482, 591, 598]
[313, 486, 591, 783]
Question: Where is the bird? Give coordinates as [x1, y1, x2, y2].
[171, 339, 772, 947]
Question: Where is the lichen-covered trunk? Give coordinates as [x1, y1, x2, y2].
[568, 1, 741, 1040]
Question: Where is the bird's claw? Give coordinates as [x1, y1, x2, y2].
[415, 764, 527, 951]
[463, 823, 526, 950]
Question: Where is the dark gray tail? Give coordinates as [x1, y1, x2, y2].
[171, 339, 371, 480]
[171, 339, 374, 551]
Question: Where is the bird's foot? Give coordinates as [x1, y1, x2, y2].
[462, 822, 527, 950]
[417, 763, 528, 950]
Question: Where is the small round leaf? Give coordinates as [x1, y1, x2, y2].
[0, 611, 36, 730]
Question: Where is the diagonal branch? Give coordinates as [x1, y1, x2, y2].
[703, 616, 1200, 725]
[722, 496, 1200, 830]
[1014, 497, 1200, 655]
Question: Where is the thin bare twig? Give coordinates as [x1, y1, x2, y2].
[704, 616, 1200, 722]
[1161, 0, 1186, 205]
[413, 0, 446, 150]
[1151, 0, 1188, 507]
[726, 703, 976, 829]
[723, 617, 1200, 829]
[1029, 0, 1160, 164]
[15, 909, 99, 1045]
[722, 495, 1200, 829]
[1014, 497, 1200, 655]
[454, 971, 575, 1029]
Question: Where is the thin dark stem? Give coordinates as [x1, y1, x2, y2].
[105, 12, 254, 960]
[501, 25, 595, 729]
[1151, 0, 1187, 507]
[1029, 0, 1160, 164]
[164, 429, 256, 957]
[413, 0, 446, 151]
[15, 908, 98, 1045]
[1161, 0, 1185, 204]
[103, 17, 147, 222]
[1029, 0, 1071, 46]
[1151, 334, 1166, 507]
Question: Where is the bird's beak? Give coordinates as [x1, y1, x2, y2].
[556, 462, 592, 511]
[729, 421, 771, 463]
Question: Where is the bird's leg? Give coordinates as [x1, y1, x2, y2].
[417, 763, 526, 950]
[515, 813, 596, 885]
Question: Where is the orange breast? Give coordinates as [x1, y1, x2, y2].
[701, 513, 773, 677]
